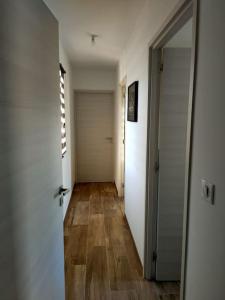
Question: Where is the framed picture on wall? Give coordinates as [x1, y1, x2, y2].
[127, 81, 138, 122]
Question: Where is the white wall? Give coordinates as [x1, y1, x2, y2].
[116, 0, 180, 264]
[59, 42, 76, 219]
[73, 67, 116, 91]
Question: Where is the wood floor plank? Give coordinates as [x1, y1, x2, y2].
[79, 183, 91, 201]
[103, 195, 120, 217]
[72, 190, 80, 202]
[105, 216, 139, 292]
[102, 182, 117, 196]
[88, 182, 100, 195]
[106, 245, 118, 290]
[85, 246, 110, 300]
[153, 282, 180, 296]
[88, 214, 105, 248]
[64, 182, 180, 300]
[138, 280, 158, 300]
[90, 194, 103, 214]
[65, 207, 75, 227]
[73, 201, 90, 225]
[111, 290, 139, 300]
[68, 265, 86, 300]
[105, 216, 127, 259]
[157, 296, 180, 300]
[70, 225, 88, 265]
[115, 256, 138, 291]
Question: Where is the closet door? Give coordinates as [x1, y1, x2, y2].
[75, 92, 114, 182]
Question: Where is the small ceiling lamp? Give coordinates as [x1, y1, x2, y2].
[88, 33, 99, 46]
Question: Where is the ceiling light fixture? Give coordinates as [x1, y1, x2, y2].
[88, 33, 99, 46]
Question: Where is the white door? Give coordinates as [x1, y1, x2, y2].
[156, 48, 191, 280]
[75, 92, 114, 182]
[0, 1, 65, 299]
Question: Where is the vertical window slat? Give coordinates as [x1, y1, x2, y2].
[60, 64, 66, 156]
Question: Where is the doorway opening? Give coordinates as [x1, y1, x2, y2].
[156, 19, 192, 281]
[145, 1, 197, 298]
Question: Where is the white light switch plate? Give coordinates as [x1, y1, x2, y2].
[201, 179, 215, 205]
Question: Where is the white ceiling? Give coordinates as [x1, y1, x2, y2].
[44, 0, 146, 69]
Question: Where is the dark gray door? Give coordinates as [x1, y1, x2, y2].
[156, 48, 191, 280]
[0, 1, 65, 299]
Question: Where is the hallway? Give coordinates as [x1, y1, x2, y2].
[64, 183, 179, 300]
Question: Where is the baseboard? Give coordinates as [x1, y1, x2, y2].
[114, 181, 119, 197]
[124, 214, 144, 277]
[63, 182, 75, 224]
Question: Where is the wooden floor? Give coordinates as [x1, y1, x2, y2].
[64, 182, 180, 300]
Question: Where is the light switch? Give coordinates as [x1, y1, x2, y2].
[201, 179, 215, 205]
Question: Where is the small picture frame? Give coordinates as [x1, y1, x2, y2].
[127, 81, 138, 122]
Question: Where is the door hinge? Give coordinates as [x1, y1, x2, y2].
[154, 149, 160, 173]
[160, 48, 164, 72]
[152, 251, 157, 262]
[154, 161, 159, 172]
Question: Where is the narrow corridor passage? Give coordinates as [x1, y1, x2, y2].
[64, 183, 179, 300]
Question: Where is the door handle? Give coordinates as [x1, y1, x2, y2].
[59, 186, 70, 196]
[54, 186, 70, 198]
[105, 137, 113, 142]
[54, 186, 70, 207]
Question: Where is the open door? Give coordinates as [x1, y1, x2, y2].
[0, 1, 65, 299]
[156, 46, 192, 280]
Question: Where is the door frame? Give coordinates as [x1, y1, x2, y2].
[119, 77, 127, 198]
[144, 0, 198, 298]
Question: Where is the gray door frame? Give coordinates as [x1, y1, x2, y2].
[144, 0, 198, 298]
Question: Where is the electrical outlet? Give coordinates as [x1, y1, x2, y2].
[201, 179, 215, 205]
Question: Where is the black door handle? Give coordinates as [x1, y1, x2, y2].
[59, 187, 70, 196]
[54, 186, 70, 198]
